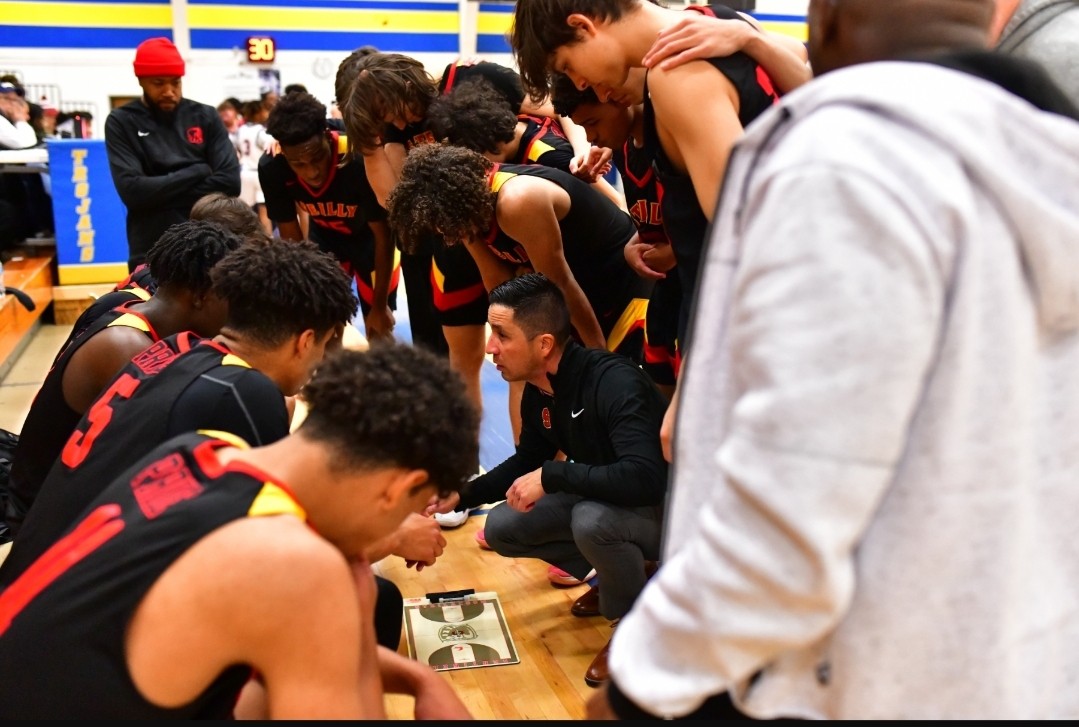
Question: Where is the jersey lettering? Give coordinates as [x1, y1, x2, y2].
[295, 201, 359, 219]
[406, 130, 437, 150]
[312, 218, 351, 235]
[131, 339, 181, 376]
[486, 241, 530, 265]
[628, 199, 663, 228]
[131, 452, 205, 520]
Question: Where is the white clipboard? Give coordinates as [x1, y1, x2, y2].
[402, 590, 520, 671]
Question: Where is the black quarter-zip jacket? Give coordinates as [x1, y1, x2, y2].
[460, 341, 669, 510]
[105, 97, 240, 260]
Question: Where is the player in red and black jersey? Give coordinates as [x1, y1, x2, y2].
[428, 79, 573, 167]
[68, 191, 270, 342]
[552, 73, 680, 397]
[640, 23, 777, 345]
[342, 55, 539, 367]
[388, 144, 651, 363]
[0, 345, 480, 719]
[417, 76, 629, 419]
[508, 0, 812, 347]
[340, 52, 611, 415]
[2, 221, 242, 538]
[0, 239, 357, 590]
[259, 92, 398, 342]
[426, 76, 626, 207]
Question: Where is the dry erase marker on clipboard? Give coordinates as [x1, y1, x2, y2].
[426, 588, 475, 603]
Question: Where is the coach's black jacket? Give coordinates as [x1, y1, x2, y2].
[460, 341, 669, 510]
[105, 97, 240, 262]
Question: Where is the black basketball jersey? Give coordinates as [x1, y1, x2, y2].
[613, 139, 681, 384]
[68, 266, 156, 343]
[0, 432, 303, 718]
[485, 163, 652, 335]
[511, 114, 575, 169]
[0, 332, 289, 587]
[259, 130, 386, 267]
[64, 287, 152, 353]
[114, 263, 158, 296]
[4, 301, 158, 537]
[614, 139, 666, 247]
[427, 111, 578, 323]
[642, 3, 778, 341]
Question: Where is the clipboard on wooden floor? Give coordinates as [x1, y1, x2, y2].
[402, 589, 519, 671]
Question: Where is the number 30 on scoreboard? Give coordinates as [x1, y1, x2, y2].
[246, 36, 276, 63]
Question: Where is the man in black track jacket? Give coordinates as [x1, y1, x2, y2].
[105, 37, 240, 270]
[434, 273, 668, 689]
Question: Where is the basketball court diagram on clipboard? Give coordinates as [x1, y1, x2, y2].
[402, 591, 519, 671]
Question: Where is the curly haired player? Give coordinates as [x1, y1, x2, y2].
[388, 143, 649, 361]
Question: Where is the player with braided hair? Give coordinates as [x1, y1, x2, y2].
[2, 219, 242, 537]
[67, 190, 270, 345]
[1, 238, 356, 578]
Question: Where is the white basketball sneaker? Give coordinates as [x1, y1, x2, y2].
[434, 508, 472, 528]
[435, 471, 482, 528]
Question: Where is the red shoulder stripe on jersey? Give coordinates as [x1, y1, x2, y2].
[0, 504, 124, 635]
[176, 330, 200, 353]
[191, 438, 302, 507]
[114, 299, 161, 342]
[756, 66, 778, 101]
[685, 4, 716, 17]
[201, 337, 232, 355]
[443, 62, 459, 95]
[619, 140, 655, 188]
[520, 116, 556, 163]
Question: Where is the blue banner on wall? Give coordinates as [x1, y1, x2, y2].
[47, 138, 129, 285]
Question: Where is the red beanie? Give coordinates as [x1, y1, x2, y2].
[133, 37, 185, 78]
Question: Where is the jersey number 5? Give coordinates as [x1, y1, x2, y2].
[61, 373, 141, 469]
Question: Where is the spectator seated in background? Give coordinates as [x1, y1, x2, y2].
[0, 79, 53, 244]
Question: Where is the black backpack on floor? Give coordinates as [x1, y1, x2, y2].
[0, 427, 18, 544]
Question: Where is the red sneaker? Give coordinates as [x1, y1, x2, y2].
[547, 565, 597, 587]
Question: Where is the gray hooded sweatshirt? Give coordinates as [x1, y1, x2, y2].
[610, 59, 1079, 719]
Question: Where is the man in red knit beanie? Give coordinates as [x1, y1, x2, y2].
[133, 37, 186, 80]
[105, 36, 240, 271]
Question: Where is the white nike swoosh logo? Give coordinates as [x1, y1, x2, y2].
[138, 131, 150, 137]
[571, 409, 584, 418]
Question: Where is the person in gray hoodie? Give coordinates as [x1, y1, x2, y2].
[594, 0, 1079, 720]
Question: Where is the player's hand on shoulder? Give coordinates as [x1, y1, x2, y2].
[644, 13, 755, 71]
